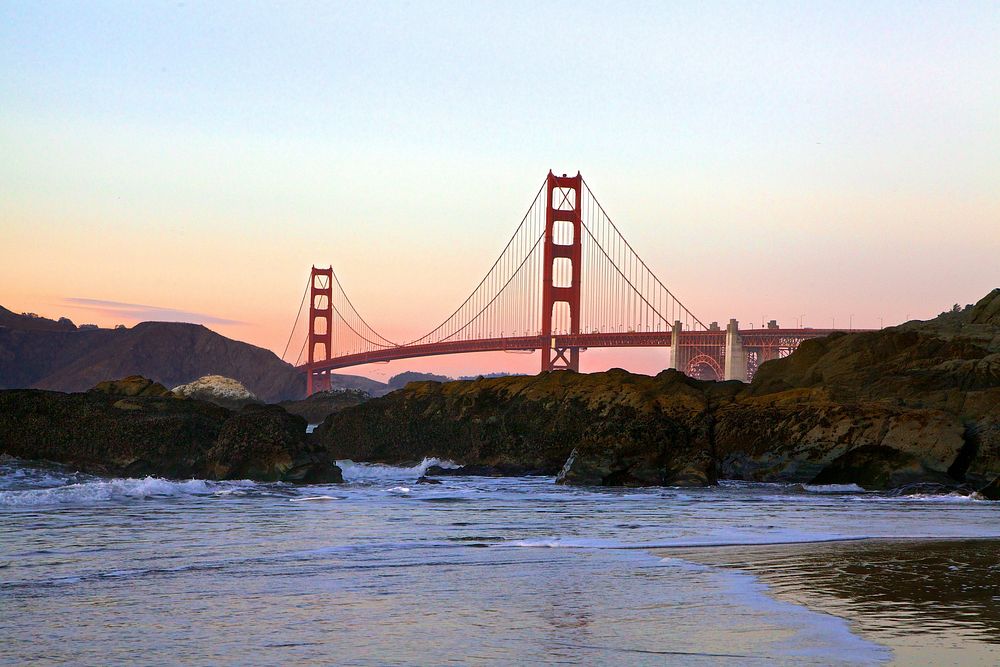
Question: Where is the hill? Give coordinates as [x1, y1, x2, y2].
[385, 371, 453, 391]
[0, 309, 387, 402]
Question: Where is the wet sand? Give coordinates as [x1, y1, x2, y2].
[663, 538, 1000, 666]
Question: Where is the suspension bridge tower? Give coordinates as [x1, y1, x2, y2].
[307, 266, 334, 395]
[541, 171, 583, 372]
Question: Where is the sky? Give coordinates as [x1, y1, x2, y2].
[2, 1, 998, 380]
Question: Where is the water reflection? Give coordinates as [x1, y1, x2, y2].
[678, 539, 1000, 663]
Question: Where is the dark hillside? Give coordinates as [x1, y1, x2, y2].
[0, 312, 387, 402]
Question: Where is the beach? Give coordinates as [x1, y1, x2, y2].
[667, 538, 1000, 666]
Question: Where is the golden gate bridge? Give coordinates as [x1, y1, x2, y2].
[283, 172, 843, 395]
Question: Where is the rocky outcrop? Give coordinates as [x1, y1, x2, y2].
[279, 389, 370, 424]
[0, 378, 342, 483]
[978, 477, 1000, 501]
[314, 290, 1000, 491]
[688, 292, 998, 490]
[386, 371, 453, 392]
[712, 394, 972, 487]
[90, 375, 173, 397]
[424, 463, 549, 477]
[172, 375, 259, 410]
[314, 369, 741, 486]
[204, 404, 341, 483]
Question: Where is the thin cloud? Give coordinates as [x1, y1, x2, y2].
[63, 297, 246, 326]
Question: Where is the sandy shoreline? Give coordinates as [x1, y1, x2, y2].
[659, 537, 1000, 666]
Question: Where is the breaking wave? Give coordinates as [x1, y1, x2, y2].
[0, 472, 260, 507]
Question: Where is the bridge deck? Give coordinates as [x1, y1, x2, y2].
[298, 329, 844, 373]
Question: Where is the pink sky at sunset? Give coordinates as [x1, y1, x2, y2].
[2, 3, 997, 381]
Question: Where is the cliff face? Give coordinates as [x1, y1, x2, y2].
[315, 289, 1000, 491]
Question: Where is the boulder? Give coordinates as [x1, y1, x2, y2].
[0, 388, 226, 478]
[0, 387, 342, 483]
[89, 375, 172, 397]
[808, 445, 939, 490]
[279, 389, 370, 424]
[204, 404, 342, 483]
[713, 396, 969, 485]
[416, 476, 442, 485]
[424, 463, 548, 477]
[977, 477, 1000, 501]
[172, 375, 259, 410]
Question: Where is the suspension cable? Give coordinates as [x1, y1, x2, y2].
[581, 179, 707, 330]
[281, 274, 311, 361]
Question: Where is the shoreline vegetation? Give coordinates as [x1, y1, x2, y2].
[0, 289, 997, 496]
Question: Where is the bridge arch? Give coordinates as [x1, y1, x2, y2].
[686, 354, 723, 381]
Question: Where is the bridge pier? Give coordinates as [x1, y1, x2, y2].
[668, 320, 683, 371]
[724, 318, 748, 382]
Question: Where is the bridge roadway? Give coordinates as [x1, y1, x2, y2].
[298, 328, 842, 375]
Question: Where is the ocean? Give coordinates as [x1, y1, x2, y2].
[2, 457, 998, 666]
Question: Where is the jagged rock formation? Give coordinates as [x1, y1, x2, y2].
[314, 368, 740, 485]
[172, 375, 260, 410]
[203, 404, 342, 483]
[314, 290, 1000, 492]
[0, 377, 342, 483]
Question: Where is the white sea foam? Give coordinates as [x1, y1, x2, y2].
[506, 537, 627, 549]
[289, 495, 340, 502]
[0, 475, 258, 506]
[860, 491, 987, 503]
[802, 483, 867, 494]
[336, 457, 459, 482]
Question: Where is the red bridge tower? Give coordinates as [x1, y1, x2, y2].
[541, 171, 583, 372]
[307, 266, 333, 395]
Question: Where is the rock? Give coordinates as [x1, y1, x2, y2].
[172, 375, 260, 410]
[314, 368, 737, 487]
[89, 375, 172, 397]
[424, 463, 548, 477]
[0, 388, 227, 478]
[808, 445, 940, 490]
[204, 404, 342, 483]
[0, 387, 342, 484]
[885, 482, 975, 497]
[977, 477, 1000, 501]
[279, 389, 370, 424]
[313, 291, 1000, 489]
[416, 476, 442, 484]
[713, 396, 969, 485]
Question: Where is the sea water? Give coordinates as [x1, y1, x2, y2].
[2, 457, 998, 666]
